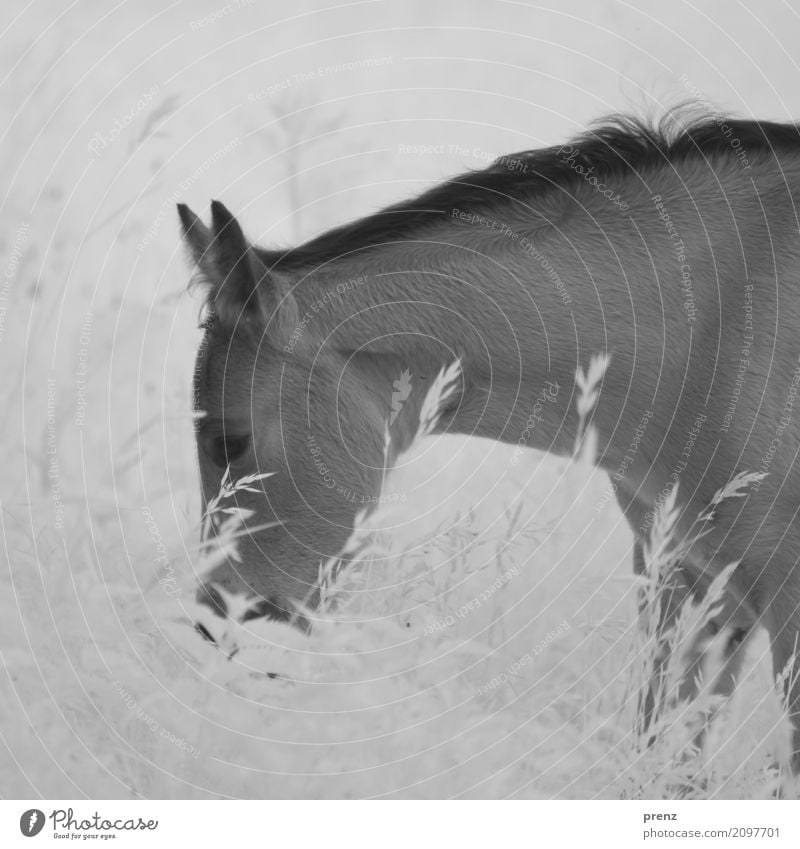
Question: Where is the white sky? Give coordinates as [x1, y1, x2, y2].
[3, 0, 800, 501]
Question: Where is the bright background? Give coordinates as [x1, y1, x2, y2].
[1, 0, 798, 799]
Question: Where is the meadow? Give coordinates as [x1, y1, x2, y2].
[1, 0, 797, 800]
[1, 336, 791, 797]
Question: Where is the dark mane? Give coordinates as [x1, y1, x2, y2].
[261, 109, 800, 273]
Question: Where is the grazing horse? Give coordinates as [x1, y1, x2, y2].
[179, 111, 800, 773]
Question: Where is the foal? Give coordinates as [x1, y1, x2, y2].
[180, 111, 800, 773]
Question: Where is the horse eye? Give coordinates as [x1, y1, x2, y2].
[208, 434, 250, 467]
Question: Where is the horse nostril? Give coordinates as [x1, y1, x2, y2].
[196, 583, 296, 627]
[196, 582, 227, 617]
[194, 621, 216, 643]
[242, 596, 292, 623]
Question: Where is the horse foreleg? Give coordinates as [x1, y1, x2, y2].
[767, 600, 800, 793]
[634, 540, 754, 764]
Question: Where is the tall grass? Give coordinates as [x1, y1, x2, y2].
[190, 355, 794, 798]
[2, 349, 791, 798]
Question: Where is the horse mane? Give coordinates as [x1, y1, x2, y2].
[259, 107, 800, 273]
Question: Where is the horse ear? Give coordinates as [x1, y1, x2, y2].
[178, 200, 297, 342]
[177, 203, 212, 265]
[206, 200, 259, 322]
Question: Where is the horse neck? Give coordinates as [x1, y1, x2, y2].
[289, 203, 680, 468]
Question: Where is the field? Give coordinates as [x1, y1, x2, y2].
[2, 0, 798, 799]
[2, 369, 791, 797]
